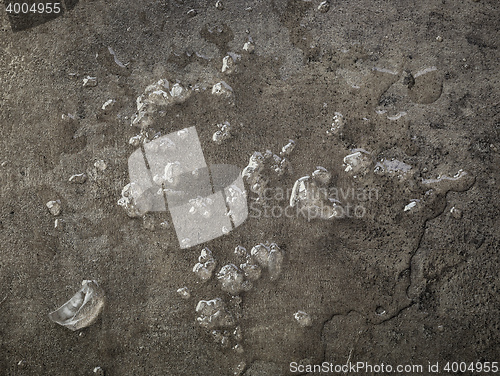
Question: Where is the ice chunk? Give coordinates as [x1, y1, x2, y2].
[294, 310, 312, 327]
[217, 264, 251, 295]
[46, 200, 62, 216]
[212, 81, 233, 97]
[195, 298, 235, 329]
[193, 248, 217, 282]
[69, 173, 87, 184]
[177, 287, 191, 299]
[83, 76, 98, 87]
[49, 280, 105, 331]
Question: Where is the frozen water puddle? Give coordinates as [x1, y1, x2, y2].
[49, 280, 105, 331]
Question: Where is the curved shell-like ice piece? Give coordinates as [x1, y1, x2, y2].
[49, 280, 105, 331]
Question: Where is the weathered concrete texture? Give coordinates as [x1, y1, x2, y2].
[0, 0, 499, 375]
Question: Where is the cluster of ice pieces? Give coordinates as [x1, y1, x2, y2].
[131, 79, 191, 130]
[242, 140, 295, 198]
[193, 248, 217, 282]
[212, 121, 232, 144]
[290, 166, 340, 220]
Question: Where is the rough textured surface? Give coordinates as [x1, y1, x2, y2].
[0, 0, 499, 375]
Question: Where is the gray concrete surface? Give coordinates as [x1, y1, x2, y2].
[0, 0, 499, 375]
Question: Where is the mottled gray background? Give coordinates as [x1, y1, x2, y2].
[0, 0, 499, 375]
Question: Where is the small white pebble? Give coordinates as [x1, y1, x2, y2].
[215, 1, 224, 10]
[436, 35, 443, 42]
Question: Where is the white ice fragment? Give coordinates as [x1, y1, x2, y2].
[117, 182, 151, 218]
[240, 261, 262, 281]
[250, 244, 271, 267]
[49, 280, 105, 331]
[294, 310, 312, 327]
[343, 151, 370, 174]
[317, 1, 330, 12]
[193, 248, 217, 282]
[46, 200, 62, 216]
[94, 160, 107, 171]
[280, 139, 296, 156]
[195, 298, 235, 329]
[69, 173, 87, 184]
[177, 287, 191, 299]
[222, 55, 235, 74]
[234, 245, 248, 258]
[327, 112, 344, 135]
[83, 76, 98, 87]
[101, 99, 116, 111]
[404, 200, 420, 212]
[212, 121, 232, 144]
[217, 264, 251, 295]
[243, 40, 255, 53]
[311, 166, 331, 185]
[129, 135, 142, 147]
[450, 206, 462, 219]
[212, 81, 233, 96]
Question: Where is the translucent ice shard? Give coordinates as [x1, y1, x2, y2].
[290, 172, 340, 220]
[294, 310, 312, 327]
[195, 298, 235, 329]
[217, 264, 252, 295]
[49, 280, 105, 331]
[193, 248, 217, 282]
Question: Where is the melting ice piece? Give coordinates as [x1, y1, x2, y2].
[280, 140, 296, 156]
[234, 245, 248, 258]
[177, 287, 191, 299]
[240, 261, 262, 281]
[327, 112, 344, 135]
[118, 182, 152, 218]
[49, 280, 105, 331]
[217, 264, 252, 295]
[243, 39, 255, 53]
[222, 55, 235, 74]
[294, 310, 312, 327]
[311, 166, 331, 185]
[250, 243, 271, 267]
[83, 76, 98, 87]
[195, 298, 235, 329]
[46, 200, 62, 216]
[268, 243, 284, 280]
[250, 243, 284, 280]
[69, 173, 87, 184]
[212, 81, 233, 97]
[212, 121, 232, 144]
[193, 248, 217, 281]
[404, 200, 420, 212]
[290, 176, 340, 220]
[374, 158, 412, 175]
[343, 151, 371, 174]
